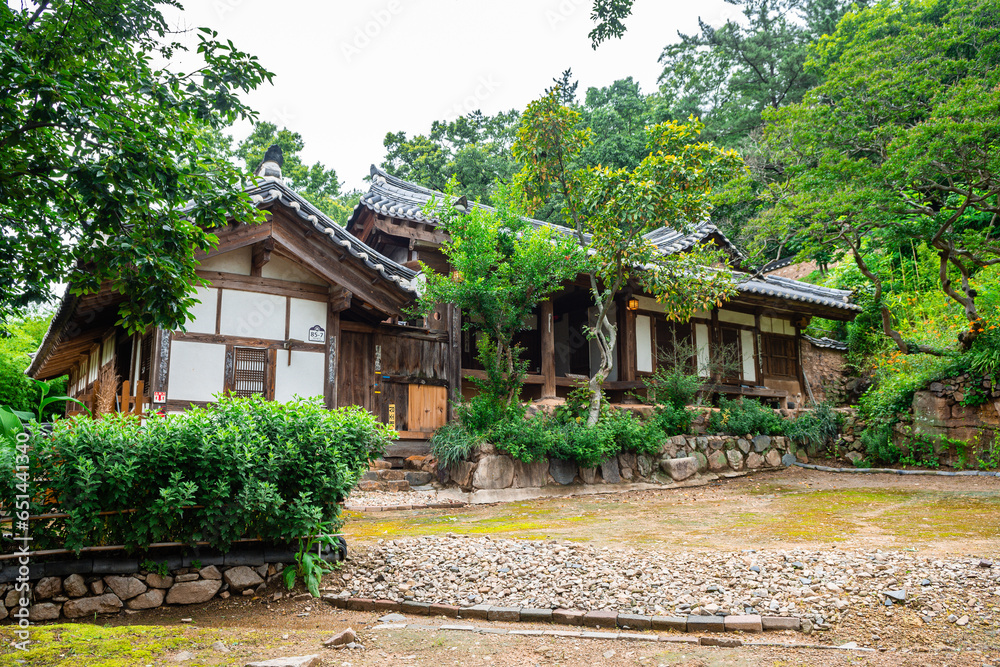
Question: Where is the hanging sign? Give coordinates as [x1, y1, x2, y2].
[153, 392, 166, 403]
[308, 325, 326, 343]
[387, 403, 396, 429]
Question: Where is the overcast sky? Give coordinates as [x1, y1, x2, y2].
[166, 0, 735, 190]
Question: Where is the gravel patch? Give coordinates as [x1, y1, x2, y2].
[345, 490, 440, 508]
[327, 536, 1000, 631]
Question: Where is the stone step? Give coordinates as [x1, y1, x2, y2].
[356, 480, 411, 493]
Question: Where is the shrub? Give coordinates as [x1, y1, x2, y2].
[784, 403, 843, 449]
[430, 420, 481, 468]
[861, 423, 899, 464]
[1, 395, 392, 554]
[708, 397, 784, 436]
[490, 411, 558, 463]
[649, 402, 694, 438]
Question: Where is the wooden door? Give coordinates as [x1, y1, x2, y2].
[338, 330, 373, 411]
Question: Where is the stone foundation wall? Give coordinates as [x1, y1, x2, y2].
[0, 551, 299, 624]
[896, 375, 1000, 466]
[443, 434, 798, 491]
[800, 340, 849, 405]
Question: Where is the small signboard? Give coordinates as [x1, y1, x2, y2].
[387, 403, 396, 429]
[308, 325, 326, 343]
[153, 392, 166, 403]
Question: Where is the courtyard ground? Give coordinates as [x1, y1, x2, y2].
[3, 467, 999, 666]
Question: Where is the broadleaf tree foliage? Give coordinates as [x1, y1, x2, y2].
[0, 0, 272, 333]
[414, 180, 584, 409]
[514, 90, 743, 426]
[750, 0, 1000, 355]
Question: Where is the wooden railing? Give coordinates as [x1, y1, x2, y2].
[67, 380, 146, 418]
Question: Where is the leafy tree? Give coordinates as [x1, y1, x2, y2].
[590, 0, 635, 48]
[750, 0, 1000, 355]
[415, 180, 583, 408]
[658, 0, 864, 147]
[234, 122, 356, 222]
[514, 90, 743, 425]
[0, 309, 64, 417]
[1, 0, 273, 332]
[381, 110, 520, 205]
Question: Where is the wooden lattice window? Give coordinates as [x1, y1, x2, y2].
[232, 347, 268, 398]
[761, 334, 797, 378]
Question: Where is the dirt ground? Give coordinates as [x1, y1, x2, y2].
[347, 467, 1000, 556]
[3, 468, 1000, 667]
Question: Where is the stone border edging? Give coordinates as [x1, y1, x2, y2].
[792, 462, 1000, 477]
[370, 619, 876, 652]
[323, 595, 805, 635]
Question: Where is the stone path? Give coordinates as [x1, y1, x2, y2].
[324, 535, 999, 632]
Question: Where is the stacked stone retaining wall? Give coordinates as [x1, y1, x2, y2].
[0, 549, 299, 623]
[443, 434, 798, 491]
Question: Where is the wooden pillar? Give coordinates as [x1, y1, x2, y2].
[541, 300, 556, 398]
[326, 290, 349, 410]
[619, 296, 637, 383]
[446, 303, 462, 420]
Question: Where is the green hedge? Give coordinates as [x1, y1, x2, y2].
[1, 395, 393, 554]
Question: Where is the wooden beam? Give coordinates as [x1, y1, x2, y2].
[329, 288, 352, 313]
[196, 271, 328, 302]
[269, 212, 411, 316]
[250, 238, 275, 277]
[197, 221, 273, 259]
[171, 331, 325, 351]
[540, 300, 556, 398]
[374, 216, 449, 246]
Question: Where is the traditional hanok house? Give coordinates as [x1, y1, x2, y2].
[346, 165, 861, 410]
[27, 153, 457, 440]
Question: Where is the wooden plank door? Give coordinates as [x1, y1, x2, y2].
[338, 330, 373, 411]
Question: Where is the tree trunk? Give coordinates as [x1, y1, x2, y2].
[585, 281, 620, 427]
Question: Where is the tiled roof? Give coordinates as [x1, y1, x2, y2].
[643, 222, 743, 259]
[761, 256, 796, 273]
[803, 335, 850, 351]
[350, 165, 732, 254]
[350, 166, 859, 313]
[736, 274, 860, 312]
[248, 177, 417, 293]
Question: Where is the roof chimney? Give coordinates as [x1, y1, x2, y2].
[255, 144, 284, 180]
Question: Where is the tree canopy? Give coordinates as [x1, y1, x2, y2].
[750, 0, 1000, 354]
[0, 0, 272, 332]
[514, 90, 743, 424]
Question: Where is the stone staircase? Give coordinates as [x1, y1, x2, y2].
[356, 457, 435, 492]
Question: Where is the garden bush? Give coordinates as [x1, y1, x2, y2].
[707, 397, 785, 437]
[0, 395, 392, 554]
[784, 403, 843, 449]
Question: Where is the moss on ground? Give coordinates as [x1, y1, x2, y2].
[0, 624, 227, 667]
[344, 481, 1000, 550]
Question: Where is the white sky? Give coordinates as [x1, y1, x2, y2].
[167, 0, 736, 190]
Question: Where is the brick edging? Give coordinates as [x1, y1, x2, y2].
[343, 501, 468, 512]
[323, 595, 803, 634]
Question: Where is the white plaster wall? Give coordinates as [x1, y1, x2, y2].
[741, 329, 757, 383]
[288, 298, 328, 343]
[274, 350, 325, 402]
[219, 290, 286, 340]
[695, 323, 711, 377]
[636, 314, 653, 373]
[186, 286, 218, 334]
[719, 309, 755, 326]
[168, 341, 226, 402]
[262, 255, 327, 285]
[199, 247, 252, 275]
[761, 316, 795, 335]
